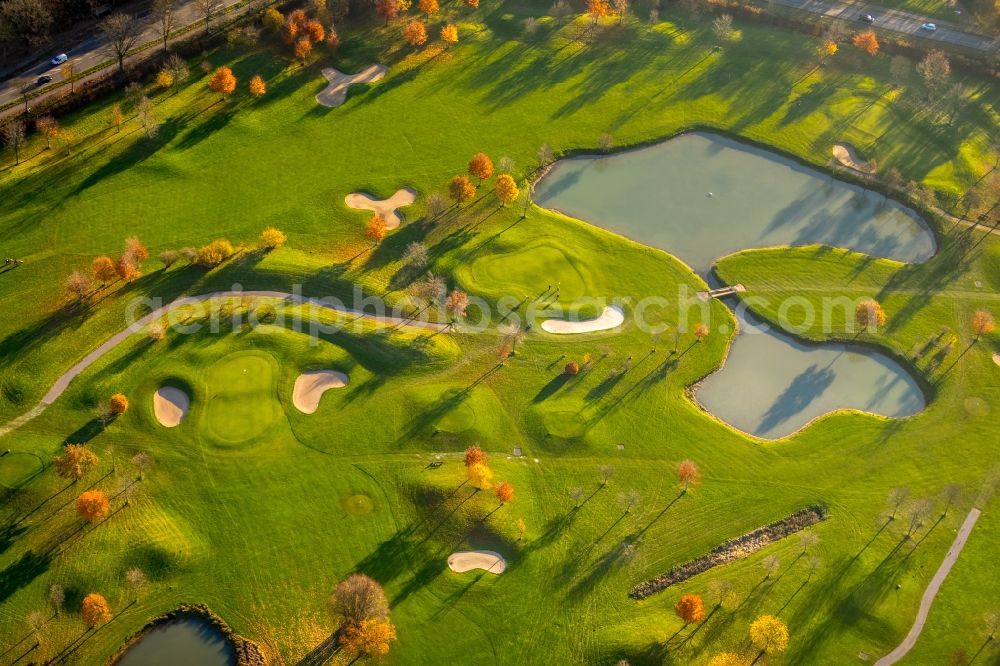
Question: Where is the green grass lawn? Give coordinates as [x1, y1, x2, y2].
[0, 2, 998, 665]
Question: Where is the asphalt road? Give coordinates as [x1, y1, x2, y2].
[773, 0, 998, 51]
[0, 0, 244, 110]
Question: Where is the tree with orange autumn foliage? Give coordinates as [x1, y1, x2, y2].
[678, 459, 701, 492]
[675, 594, 706, 625]
[209, 66, 237, 98]
[564, 360, 580, 375]
[468, 462, 493, 490]
[464, 445, 487, 467]
[404, 20, 427, 45]
[418, 0, 438, 13]
[81, 594, 112, 628]
[440, 23, 458, 43]
[468, 152, 494, 184]
[109, 393, 129, 415]
[586, 0, 611, 24]
[972, 309, 995, 341]
[248, 74, 266, 97]
[463, 0, 478, 6]
[495, 174, 518, 206]
[855, 299, 887, 332]
[495, 481, 514, 503]
[53, 444, 99, 481]
[295, 37, 313, 61]
[694, 322, 709, 341]
[340, 618, 397, 657]
[446, 289, 469, 318]
[92, 256, 117, 285]
[280, 19, 298, 44]
[305, 19, 325, 41]
[366, 215, 388, 245]
[76, 490, 110, 523]
[852, 30, 879, 56]
[449, 175, 475, 204]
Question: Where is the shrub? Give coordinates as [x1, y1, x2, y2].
[195, 239, 234, 267]
[260, 227, 286, 249]
[564, 361, 580, 375]
[109, 393, 129, 415]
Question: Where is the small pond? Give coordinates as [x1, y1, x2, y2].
[534, 132, 930, 438]
[534, 132, 935, 275]
[115, 617, 235, 666]
[696, 306, 925, 438]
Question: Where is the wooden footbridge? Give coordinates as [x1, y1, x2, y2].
[697, 284, 746, 301]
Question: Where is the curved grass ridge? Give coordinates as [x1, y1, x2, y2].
[629, 505, 828, 600]
[108, 603, 264, 666]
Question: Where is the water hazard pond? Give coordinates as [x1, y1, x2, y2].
[534, 132, 931, 439]
[115, 617, 235, 666]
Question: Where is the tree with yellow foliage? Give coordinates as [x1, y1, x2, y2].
[708, 654, 750, 666]
[494, 174, 518, 206]
[82, 594, 112, 628]
[35, 116, 61, 149]
[468, 462, 493, 490]
[109, 393, 129, 415]
[819, 40, 837, 58]
[249, 75, 266, 97]
[419, 0, 438, 13]
[195, 239, 235, 267]
[53, 444, 99, 481]
[295, 37, 313, 61]
[440, 23, 458, 43]
[155, 69, 175, 90]
[972, 309, 995, 341]
[260, 227, 286, 249]
[366, 215, 388, 245]
[92, 256, 118, 286]
[404, 20, 427, 45]
[694, 322, 709, 341]
[340, 618, 397, 657]
[750, 615, 789, 654]
[855, 299, 887, 333]
[208, 66, 237, 98]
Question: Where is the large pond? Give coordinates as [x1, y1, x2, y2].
[535, 132, 935, 276]
[115, 618, 235, 666]
[534, 132, 929, 439]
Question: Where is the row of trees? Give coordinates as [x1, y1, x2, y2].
[464, 445, 515, 504]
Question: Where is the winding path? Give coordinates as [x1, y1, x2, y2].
[874, 507, 982, 665]
[0, 291, 447, 440]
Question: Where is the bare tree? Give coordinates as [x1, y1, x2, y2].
[707, 579, 737, 609]
[61, 62, 76, 93]
[598, 132, 613, 153]
[49, 584, 65, 616]
[194, 0, 225, 34]
[165, 53, 189, 88]
[2, 119, 26, 164]
[65, 270, 91, 303]
[537, 143, 554, 167]
[985, 609, 1000, 641]
[906, 498, 934, 538]
[807, 556, 822, 578]
[712, 13, 734, 42]
[761, 553, 780, 578]
[125, 567, 148, 599]
[101, 13, 141, 74]
[136, 96, 159, 138]
[499, 321, 526, 355]
[403, 242, 429, 268]
[425, 191, 447, 219]
[152, 0, 176, 51]
[498, 156, 515, 174]
[27, 609, 46, 644]
[330, 573, 389, 628]
[131, 451, 153, 479]
[940, 483, 963, 516]
[599, 464, 615, 486]
[617, 489, 640, 513]
[887, 486, 909, 521]
[568, 486, 585, 507]
[798, 531, 819, 553]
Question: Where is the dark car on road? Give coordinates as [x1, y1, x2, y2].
[36, 75, 52, 86]
[860, 13, 875, 23]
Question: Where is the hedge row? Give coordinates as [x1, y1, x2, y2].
[628, 505, 828, 600]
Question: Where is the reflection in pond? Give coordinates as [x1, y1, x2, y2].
[115, 617, 234, 666]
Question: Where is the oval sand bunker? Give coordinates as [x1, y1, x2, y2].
[153, 386, 190, 427]
[447, 550, 506, 574]
[541, 305, 624, 334]
[293, 370, 349, 414]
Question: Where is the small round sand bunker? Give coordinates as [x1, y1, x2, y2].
[153, 386, 190, 427]
[447, 550, 506, 574]
[293, 370, 349, 414]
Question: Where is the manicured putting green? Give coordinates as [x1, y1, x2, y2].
[457, 243, 593, 307]
[202, 352, 280, 444]
[0, 452, 44, 489]
[963, 397, 990, 417]
[340, 494, 375, 516]
[543, 410, 587, 439]
[434, 391, 477, 434]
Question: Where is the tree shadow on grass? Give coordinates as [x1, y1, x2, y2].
[0, 550, 52, 603]
[0, 521, 28, 555]
[533, 373, 571, 403]
[71, 120, 181, 196]
[63, 418, 106, 445]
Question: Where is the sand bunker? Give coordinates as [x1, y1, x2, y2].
[541, 305, 625, 334]
[993, 353, 1000, 367]
[293, 370, 349, 414]
[447, 550, 506, 574]
[316, 64, 387, 107]
[153, 386, 190, 427]
[345, 188, 417, 230]
[832, 143, 876, 174]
